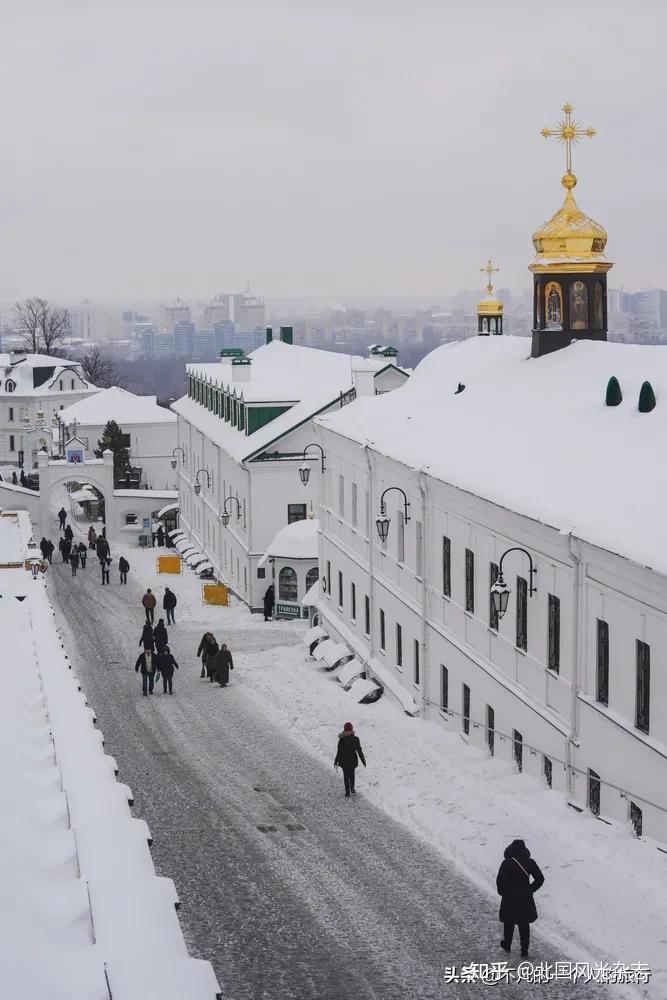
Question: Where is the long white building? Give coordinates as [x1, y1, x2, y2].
[314, 334, 667, 841]
[172, 333, 408, 610]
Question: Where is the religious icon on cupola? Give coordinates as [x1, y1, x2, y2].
[570, 280, 588, 330]
[545, 282, 563, 329]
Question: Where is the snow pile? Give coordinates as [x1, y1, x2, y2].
[59, 386, 176, 426]
[0, 564, 220, 998]
[318, 336, 667, 574]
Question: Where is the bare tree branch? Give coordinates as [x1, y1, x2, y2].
[13, 297, 70, 355]
[77, 346, 120, 388]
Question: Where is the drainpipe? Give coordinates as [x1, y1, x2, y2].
[567, 533, 583, 797]
[418, 470, 429, 719]
[364, 444, 376, 664]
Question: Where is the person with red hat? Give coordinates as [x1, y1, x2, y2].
[334, 722, 366, 797]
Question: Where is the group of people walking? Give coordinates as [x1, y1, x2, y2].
[196, 631, 234, 687]
[135, 588, 180, 695]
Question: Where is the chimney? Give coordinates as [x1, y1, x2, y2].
[280, 326, 293, 345]
[266, 327, 273, 344]
[232, 358, 252, 382]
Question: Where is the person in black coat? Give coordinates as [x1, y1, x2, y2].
[96, 535, 110, 564]
[334, 722, 366, 797]
[135, 649, 157, 695]
[156, 645, 179, 694]
[497, 839, 545, 958]
[69, 551, 79, 576]
[139, 623, 155, 651]
[263, 583, 275, 622]
[45, 539, 54, 563]
[162, 586, 177, 625]
[212, 643, 234, 686]
[64, 523, 74, 543]
[156, 525, 164, 546]
[118, 556, 130, 584]
[40, 537, 49, 559]
[153, 619, 168, 653]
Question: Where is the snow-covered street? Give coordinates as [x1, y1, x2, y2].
[44, 528, 647, 1000]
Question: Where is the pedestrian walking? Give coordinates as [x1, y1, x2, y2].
[163, 586, 177, 625]
[64, 524, 74, 544]
[45, 539, 54, 563]
[78, 542, 87, 568]
[135, 648, 157, 696]
[156, 645, 179, 694]
[88, 525, 97, 550]
[142, 588, 156, 624]
[212, 643, 234, 687]
[497, 840, 544, 959]
[196, 631, 218, 679]
[334, 722, 366, 798]
[263, 583, 275, 622]
[139, 623, 155, 651]
[58, 507, 67, 530]
[40, 537, 49, 560]
[101, 558, 111, 585]
[96, 534, 109, 563]
[59, 538, 67, 563]
[20, 469, 27, 488]
[12, 471, 18, 486]
[63, 539, 72, 563]
[156, 525, 164, 546]
[153, 618, 168, 653]
[69, 551, 79, 576]
[118, 555, 130, 584]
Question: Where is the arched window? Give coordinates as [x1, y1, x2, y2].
[5, 379, 15, 393]
[305, 567, 319, 591]
[279, 566, 298, 602]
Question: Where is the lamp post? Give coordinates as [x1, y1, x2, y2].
[170, 446, 186, 471]
[375, 486, 410, 543]
[220, 495, 242, 527]
[193, 468, 210, 496]
[490, 547, 537, 619]
[298, 443, 326, 485]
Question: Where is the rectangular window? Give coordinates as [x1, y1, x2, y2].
[338, 475, 345, 517]
[415, 520, 423, 577]
[326, 560, 331, 597]
[257, 567, 266, 579]
[351, 582, 356, 621]
[121, 433, 131, 448]
[59, 380, 63, 391]
[288, 503, 307, 524]
[465, 548, 475, 614]
[364, 595, 370, 636]
[9, 435, 15, 451]
[338, 571, 343, 609]
[414, 638, 420, 685]
[397, 510, 405, 563]
[124, 513, 138, 525]
[462, 684, 470, 735]
[516, 576, 528, 651]
[486, 705, 495, 756]
[548, 594, 560, 671]
[379, 609, 386, 651]
[513, 730, 523, 772]
[596, 619, 609, 704]
[8, 407, 13, 422]
[440, 665, 449, 712]
[351, 482, 358, 528]
[442, 536, 451, 597]
[243, 498, 247, 529]
[365, 491, 370, 535]
[588, 768, 601, 816]
[630, 802, 643, 837]
[543, 755, 553, 788]
[636, 640, 650, 734]
[70, 379, 75, 390]
[489, 562, 499, 631]
[396, 624, 403, 667]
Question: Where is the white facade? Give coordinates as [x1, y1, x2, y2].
[260, 516, 319, 619]
[0, 353, 98, 466]
[314, 337, 667, 843]
[173, 339, 409, 611]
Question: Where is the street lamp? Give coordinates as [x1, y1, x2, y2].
[297, 443, 326, 485]
[375, 486, 410, 543]
[193, 468, 210, 496]
[170, 446, 185, 471]
[220, 495, 242, 527]
[490, 547, 537, 619]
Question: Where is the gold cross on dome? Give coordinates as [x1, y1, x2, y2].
[541, 102, 596, 180]
[481, 258, 499, 295]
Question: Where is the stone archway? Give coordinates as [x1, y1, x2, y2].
[38, 449, 115, 539]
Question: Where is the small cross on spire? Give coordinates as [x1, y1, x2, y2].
[541, 102, 596, 186]
[481, 258, 500, 295]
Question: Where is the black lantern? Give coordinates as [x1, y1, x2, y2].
[171, 446, 185, 471]
[220, 495, 241, 527]
[490, 572, 511, 618]
[193, 468, 210, 497]
[375, 509, 391, 543]
[374, 487, 410, 542]
[170, 458, 177, 470]
[298, 442, 325, 484]
[193, 482, 201, 496]
[298, 463, 310, 486]
[221, 512, 230, 526]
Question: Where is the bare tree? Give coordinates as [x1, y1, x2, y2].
[77, 346, 120, 388]
[13, 297, 70, 355]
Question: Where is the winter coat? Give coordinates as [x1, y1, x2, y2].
[496, 840, 545, 925]
[58, 507, 67, 521]
[197, 633, 218, 663]
[163, 590, 177, 610]
[40, 539, 49, 558]
[156, 526, 164, 544]
[153, 622, 168, 652]
[45, 541, 54, 558]
[69, 553, 79, 568]
[263, 586, 275, 614]
[96, 538, 109, 560]
[64, 525, 74, 542]
[156, 651, 179, 678]
[118, 557, 130, 574]
[334, 732, 366, 769]
[139, 625, 155, 651]
[142, 592, 157, 610]
[213, 647, 234, 685]
[135, 651, 157, 675]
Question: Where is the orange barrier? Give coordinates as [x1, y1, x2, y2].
[203, 583, 229, 606]
[157, 555, 182, 574]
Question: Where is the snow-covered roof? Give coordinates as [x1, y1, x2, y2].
[0, 354, 95, 397]
[318, 336, 667, 575]
[0, 510, 33, 562]
[264, 517, 319, 562]
[173, 341, 408, 463]
[59, 386, 176, 426]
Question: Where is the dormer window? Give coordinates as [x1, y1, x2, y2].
[70, 379, 75, 390]
[5, 379, 15, 393]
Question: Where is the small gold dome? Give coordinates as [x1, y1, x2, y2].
[531, 173, 610, 272]
[477, 295, 503, 317]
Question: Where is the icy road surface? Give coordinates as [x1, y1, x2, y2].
[48, 560, 613, 1000]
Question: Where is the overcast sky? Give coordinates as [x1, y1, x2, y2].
[0, 0, 665, 302]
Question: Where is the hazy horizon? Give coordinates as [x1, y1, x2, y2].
[1, 1, 665, 301]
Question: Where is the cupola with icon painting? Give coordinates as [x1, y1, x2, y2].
[529, 103, 613, 358]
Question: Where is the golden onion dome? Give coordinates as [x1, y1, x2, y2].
[531, 173, 610, 272]
[477, 294, 503, 317]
